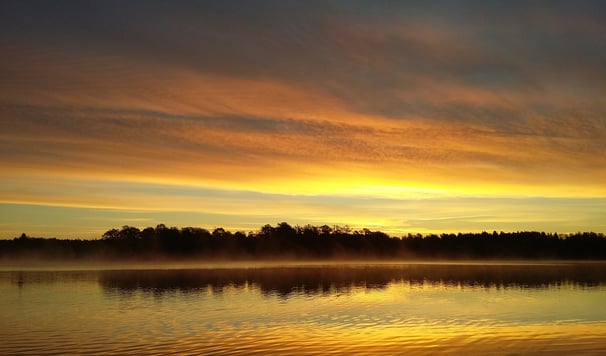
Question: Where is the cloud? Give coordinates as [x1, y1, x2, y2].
[1, 1, 605, 236]
[2, 96, 605, 199]
[2, 194, 606, 238]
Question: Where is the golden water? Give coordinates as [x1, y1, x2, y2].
[2, 263, 606, 355]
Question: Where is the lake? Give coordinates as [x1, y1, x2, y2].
[1, 262, 606, 355]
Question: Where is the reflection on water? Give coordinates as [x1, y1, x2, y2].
[2, 263, 606, 355]
[98, 263, 606, 297]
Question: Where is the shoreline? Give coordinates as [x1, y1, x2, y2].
[2, 258, 606, 272]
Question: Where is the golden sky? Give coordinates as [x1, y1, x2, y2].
[1, 1, 605, 237]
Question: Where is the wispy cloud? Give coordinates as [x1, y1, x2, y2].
[1, 1, 605, 236]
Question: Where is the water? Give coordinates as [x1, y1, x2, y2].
[2, 262, 606, 355]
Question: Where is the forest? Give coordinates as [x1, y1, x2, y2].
[1, 222, 606, 260]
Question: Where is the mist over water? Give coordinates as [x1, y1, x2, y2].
[2, 263, 606, 355]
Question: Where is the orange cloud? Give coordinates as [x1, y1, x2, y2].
[1, 1, 605, 239]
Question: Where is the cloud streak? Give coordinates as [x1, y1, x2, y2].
[1, 1, 605, 236]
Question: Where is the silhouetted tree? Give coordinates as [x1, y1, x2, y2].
[2, 224, 606, 260]
[102, 229, 120, 240]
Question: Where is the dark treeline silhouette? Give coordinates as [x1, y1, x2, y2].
[1, 222, 606, 260]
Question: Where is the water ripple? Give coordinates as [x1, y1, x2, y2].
[2, 265, 606, 355]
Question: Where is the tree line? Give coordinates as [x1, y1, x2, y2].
[1, 222, 606, 260]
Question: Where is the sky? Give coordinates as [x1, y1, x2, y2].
[1, 0, 605, 238]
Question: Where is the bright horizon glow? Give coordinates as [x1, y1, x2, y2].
[1, 1, 605, 238]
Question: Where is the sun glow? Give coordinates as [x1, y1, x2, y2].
[1, 1, 605, 238]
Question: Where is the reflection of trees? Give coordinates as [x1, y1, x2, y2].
[97, 264, 606, 298]
[8, 271, 97, 288]
[3, 223, 606, 260]
[98, 268, 392, 298]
